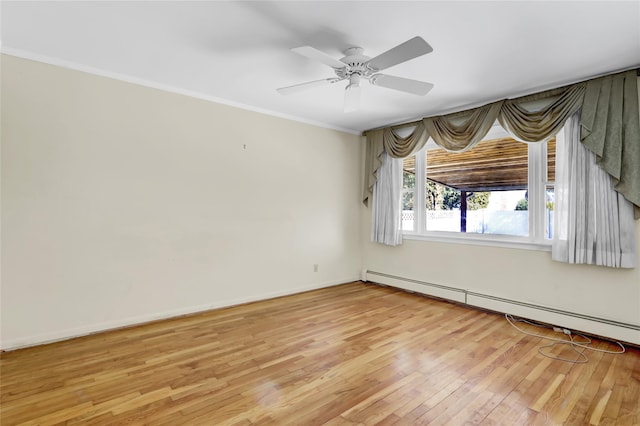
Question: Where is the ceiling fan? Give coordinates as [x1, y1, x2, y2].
[277, 36, 434, 112]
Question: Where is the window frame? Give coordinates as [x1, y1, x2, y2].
[401, 125, 554, 251]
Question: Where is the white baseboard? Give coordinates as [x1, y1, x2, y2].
[1, 278, 358, 351]
[367, 272, 466, 304]
[365, 270, 640, 346]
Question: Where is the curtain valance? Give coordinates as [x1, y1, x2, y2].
[499, 83, 585, 142]
[424, 101, 502, 151]
[364, 123, 428, 208]
[362, 70, 640, 218]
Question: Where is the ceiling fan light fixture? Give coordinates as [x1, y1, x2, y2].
[344, 83, 361, 113]
[346, 73, 361, 90]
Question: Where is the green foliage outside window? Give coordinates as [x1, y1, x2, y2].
[427, 181, 489, 211]
[403, 171, 415, 210]
[404, 170, 489, 211]
[515, 198, 529, 211]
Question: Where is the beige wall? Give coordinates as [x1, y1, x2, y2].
[1, 55, 362, 349]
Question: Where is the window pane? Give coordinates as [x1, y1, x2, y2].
[402, 156, 416, 231]
[546, 186, 554, 239]
[547, 138, 556, 183]
[545, 138, 556, 239]
[425, 138, 529, 236]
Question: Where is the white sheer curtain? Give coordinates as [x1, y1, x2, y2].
[371, 151, 404, 246]
[553, 112, 636, 268]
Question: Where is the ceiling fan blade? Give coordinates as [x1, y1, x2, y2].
[366, 36, 433, 72]
[370, 74, 434, 96]
[344, 84, 361, 112]
[291, 46, 347, 69]
[277, 78, 340, 95]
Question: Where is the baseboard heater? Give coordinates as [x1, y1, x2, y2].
[364, 270, 640, 346]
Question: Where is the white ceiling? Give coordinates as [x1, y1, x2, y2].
[2, 1, 639, 134]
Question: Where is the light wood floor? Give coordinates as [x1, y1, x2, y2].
[1, 282, 638, 425]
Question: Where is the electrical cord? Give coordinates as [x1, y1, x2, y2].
[505, 314, 625, 364]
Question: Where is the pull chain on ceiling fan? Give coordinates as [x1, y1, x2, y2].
[277, 36, 434, 112]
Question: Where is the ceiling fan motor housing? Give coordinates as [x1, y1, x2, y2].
[337, 47, 374, 82]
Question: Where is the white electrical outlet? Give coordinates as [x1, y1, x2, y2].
[313, 264, 318, 272]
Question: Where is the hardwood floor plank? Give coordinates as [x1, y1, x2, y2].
[1, 282, 638, 425]
[530, 373, 566, 412]
[589, 389, 613, 425]
[480, 391, 533, 425]
[339, 372, 424, 421]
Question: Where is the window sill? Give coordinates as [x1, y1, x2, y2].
[402, 232, 552, 252]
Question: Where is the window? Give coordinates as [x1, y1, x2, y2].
[402, 126, 556, 249]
